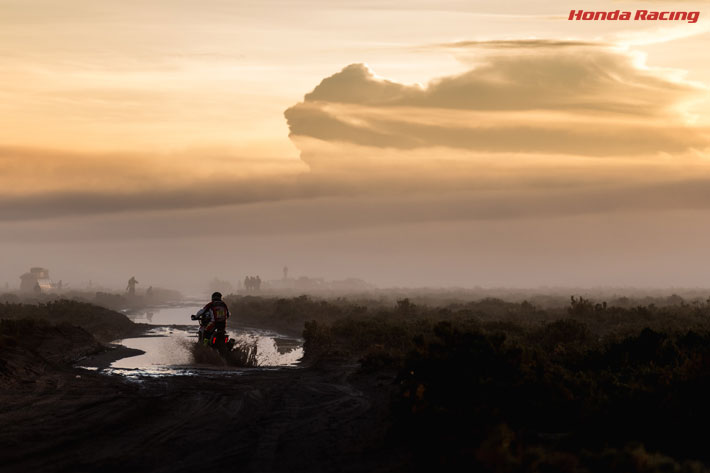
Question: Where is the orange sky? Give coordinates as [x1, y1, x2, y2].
[1, 0, 709, 291]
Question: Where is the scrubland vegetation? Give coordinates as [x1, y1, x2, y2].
[0, 288, 182, 313]
[227, 293, 710, 472]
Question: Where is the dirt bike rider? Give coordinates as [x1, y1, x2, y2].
[193, 292, 230, 343]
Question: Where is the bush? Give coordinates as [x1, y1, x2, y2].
[295, 294, 710, 470]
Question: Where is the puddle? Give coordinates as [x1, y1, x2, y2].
[84, 305, 303, 377]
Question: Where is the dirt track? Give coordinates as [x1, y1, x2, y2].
[0, 360, 401, 473]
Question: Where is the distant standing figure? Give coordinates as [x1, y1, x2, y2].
[146, 286, 153, 298]
[127, 276, 139, 296]
[283, 266, 288, 280]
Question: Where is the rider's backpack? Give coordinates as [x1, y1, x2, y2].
[211, 302, 229, 322]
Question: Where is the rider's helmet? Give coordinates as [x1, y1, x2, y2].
[211, 291, 223, 301]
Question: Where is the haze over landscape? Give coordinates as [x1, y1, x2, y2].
[6, 3, 710, 473]
[2, 0, 709, 291]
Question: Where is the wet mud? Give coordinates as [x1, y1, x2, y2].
[0, 319, 397, 473]
[0, 362, 397, 473]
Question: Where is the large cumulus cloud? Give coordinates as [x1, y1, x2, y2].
[285, 42, 709, 166]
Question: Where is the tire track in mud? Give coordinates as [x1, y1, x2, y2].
[245, 367, 374, 473]
[0, 364, 388, 473]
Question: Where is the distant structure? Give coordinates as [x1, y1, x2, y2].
[266, 264, 375, 293]
[19, 267, 54, 293]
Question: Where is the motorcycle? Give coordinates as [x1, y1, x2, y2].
[190, 312, 236, 354]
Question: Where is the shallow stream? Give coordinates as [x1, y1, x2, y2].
[81, 304, 303, 377]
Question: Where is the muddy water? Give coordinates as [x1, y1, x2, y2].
[98, 304, 303, 376]
[123, 304, 204, 326]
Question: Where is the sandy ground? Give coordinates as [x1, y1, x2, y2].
[0, 351, 402, 473]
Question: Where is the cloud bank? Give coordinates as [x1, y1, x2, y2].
[3, 40, 710, 225]
[285, 44, 708, 170]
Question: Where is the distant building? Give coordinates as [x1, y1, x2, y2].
[19, 267, 55, 293]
